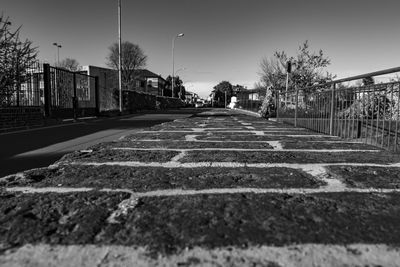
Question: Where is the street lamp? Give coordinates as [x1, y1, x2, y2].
[52, 42, 62, 66]
[174, 67, 186, 99]
[172, 33, 184, 98]
[118, 0, 122, 113]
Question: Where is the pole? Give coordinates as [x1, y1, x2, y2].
[225, 91, 227, 108]
[329, 83, 336, 135]
[285, 72, 289, 106]
[118, 0, 123, 113]
[172, 37, 175, 98]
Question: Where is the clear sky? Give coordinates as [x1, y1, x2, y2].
[2, 0, 400, 98]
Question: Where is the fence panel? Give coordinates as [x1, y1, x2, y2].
[49, 66, 98, 118]
[277, 82, 400, 152]
[0, 61, 43, 107]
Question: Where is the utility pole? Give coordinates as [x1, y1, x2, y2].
[118, 0, 123, 113]
[225, 91, 227, 108]
[285, 61, 291, 107]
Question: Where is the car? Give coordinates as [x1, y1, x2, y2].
[195, 101, 204, 108]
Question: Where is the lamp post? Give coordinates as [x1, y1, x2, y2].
[118, 0, 123, 113]
[175, 67, 186, 99]
[172, 33, 184, 98]
[52, 43, 62, 66]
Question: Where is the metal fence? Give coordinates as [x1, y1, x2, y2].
[0, 61, 43, 107]
[277, 67, 400, 152]
[48, 66, 98, 118]
[1, 62, 99, 118]
[237, 99, 262, 113]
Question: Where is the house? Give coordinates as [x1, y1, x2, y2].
[134, 69, 166, 96]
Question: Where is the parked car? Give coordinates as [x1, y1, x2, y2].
[195, 101, 204, 108]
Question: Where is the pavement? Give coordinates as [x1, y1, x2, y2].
[1, 108, 400, 266]
[0, 110, 198, 177]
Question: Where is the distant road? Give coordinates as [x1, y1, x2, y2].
[0, 109, 204, 177]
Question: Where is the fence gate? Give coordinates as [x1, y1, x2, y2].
[43, 63, 98, 119]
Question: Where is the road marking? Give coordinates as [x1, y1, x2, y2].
[111, 147, 381, 153]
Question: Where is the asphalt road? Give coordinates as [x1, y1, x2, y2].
[1, 108, 400, 266]
[0, 108, 203, 177]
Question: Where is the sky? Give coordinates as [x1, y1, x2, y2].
[2, 0, 400, 98]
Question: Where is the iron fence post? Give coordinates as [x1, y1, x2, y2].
[73, 72, 77, 120]
[95, 76, 100, 115]
[275, 89, 280, 121]
[329, 83, 336, 135]
[43, 63, 51, 117]
[295, 87, 298, 127]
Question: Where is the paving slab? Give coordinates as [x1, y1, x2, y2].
[57, 149, 179, 163]
[1, 165, 325, 190]
[94, 193, 400, 253]
[0, 191, 129, 250]
[182, 150, 399, 164]
[327, 166, 400, 188]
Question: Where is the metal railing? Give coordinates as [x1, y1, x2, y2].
[237, 99, 262, 113]
[0, 61, 43, 107]
[277, 67, 400, 152]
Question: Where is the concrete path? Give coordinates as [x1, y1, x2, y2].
[1, 109, 400, 266]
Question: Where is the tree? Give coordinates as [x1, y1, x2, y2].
[258, 41, 334, 114]
[274, 40, 334, 90]
[165, 75, 183, 98]
[212, 81, 233, 106]
[106, 41, 147, 90]
[362, 76, 375, 86]
[59, 58, 80, 71]
[0, 15, 38, 106]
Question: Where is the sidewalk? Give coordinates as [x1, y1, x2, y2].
[1, 108, 400, 266]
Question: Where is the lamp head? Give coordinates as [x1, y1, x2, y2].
[177, 33, 184, 37]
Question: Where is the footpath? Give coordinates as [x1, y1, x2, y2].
[1, 108, 400, 266]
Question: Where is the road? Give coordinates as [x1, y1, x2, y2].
[0, 109, 202, 177]
[1, 108, 400, 266]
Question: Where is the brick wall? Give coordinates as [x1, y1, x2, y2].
[0, 107, 44, 131]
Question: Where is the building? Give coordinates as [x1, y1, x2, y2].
[134, 69, 166, 96]
[81, 66, 167, 110]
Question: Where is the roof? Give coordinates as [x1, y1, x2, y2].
[135, 69, 165, 81]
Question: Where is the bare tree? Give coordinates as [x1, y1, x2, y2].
[259, 57, 286, 89]
[274, 40, 335, 90]
[59, 58, 81, 71]
[0, 14, 38, 106]
[106, 41, 147, 89]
